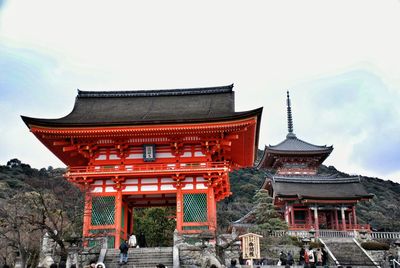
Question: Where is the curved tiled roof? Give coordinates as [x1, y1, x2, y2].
[21, 85, 263, 127]
[266, 135, 333, 153]
[267, 174, 373, 200]
[272, 181, 373, 200]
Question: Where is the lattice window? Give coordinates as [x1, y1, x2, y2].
[183, 193, 207, 222]
[91, 196, 115, 225]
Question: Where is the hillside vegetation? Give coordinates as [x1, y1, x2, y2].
[217, 165, 400, 232]
[0, 158, 399, 266]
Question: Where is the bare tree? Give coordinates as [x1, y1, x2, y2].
[0, 194, 42, 268]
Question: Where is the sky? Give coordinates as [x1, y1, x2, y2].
[0, 1, 399, 182]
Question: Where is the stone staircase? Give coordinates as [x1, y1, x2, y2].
[322, 238, 377, 267]
[103, 247, 173, 268]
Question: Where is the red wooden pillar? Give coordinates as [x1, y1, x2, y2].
[115, 189, 123, 247]
[334, 209, 339, 230]
[329, 210, 334, 229]
[307, 207, 313, 228]
[124, 202, 129, 238]
[207, 186, 216, 232]
[131, 208, 135, 234]
[290, 206, 295, 227]
[348, 209, 352, 228]
[313, 206, 319, 231]
[284, 203, 290, 226]
[176, 186, 183, 232]
[341, 207, 346, 231]
[83, 190, 92, 246]
[352, 206, 357, 226]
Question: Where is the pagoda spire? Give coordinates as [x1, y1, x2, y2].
[286, 91, 296, 138]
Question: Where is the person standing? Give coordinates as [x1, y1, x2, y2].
[315, 248, 322, 266]
[119, 240, 129, 265]
[287, 252, 294, 266]
[299, 247, 305, 265]
[279, 251, 287, 266]
[128, 233, 137, 248]
[307, 248, 315, 268]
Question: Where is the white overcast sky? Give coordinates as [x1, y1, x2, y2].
[0, 0, 399, 182]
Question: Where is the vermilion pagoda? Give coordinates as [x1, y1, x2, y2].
[257, 92, 373, 232]
[22, 85, 262, 248]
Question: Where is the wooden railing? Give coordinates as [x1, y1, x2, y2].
[66, 161, 229, 177]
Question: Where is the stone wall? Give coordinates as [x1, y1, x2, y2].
[176, 233, 242, 268]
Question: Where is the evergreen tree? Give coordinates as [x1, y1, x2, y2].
[252, 189, 287, 232]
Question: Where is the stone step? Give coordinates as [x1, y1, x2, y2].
[323, 240, 375, 266]
[103, 247, 173, 268]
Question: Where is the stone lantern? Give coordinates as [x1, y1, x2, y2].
[309, 227, 316, 242]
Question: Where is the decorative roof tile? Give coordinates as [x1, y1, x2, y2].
[77, 84, 233, 98]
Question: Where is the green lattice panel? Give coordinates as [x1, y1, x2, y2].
[182, 226, 209, 231]
[183, 193, 207, 222]
[91, 196, 115, 225]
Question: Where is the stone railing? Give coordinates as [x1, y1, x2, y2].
[262, 229, 400, 240]
[318, 230, 355, 238]
[370, 232, 400, 240]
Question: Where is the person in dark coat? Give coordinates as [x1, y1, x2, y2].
[229, 259, 237, 268]
[279, 251, 287, 266]
[299, 247, 305, 265]
[119, 240, 129, 264]
[287, 252, 294, 266]
[321, 247, 328, 266]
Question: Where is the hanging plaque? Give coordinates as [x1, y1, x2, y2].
[143, 144, 156, 162]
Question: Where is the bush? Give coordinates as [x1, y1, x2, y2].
[361, 241, 390, 250]
[309, 241, 323, 249]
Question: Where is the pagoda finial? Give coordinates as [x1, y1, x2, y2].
[286, 91, 296, 138]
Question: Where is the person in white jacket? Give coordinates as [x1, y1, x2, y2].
[128, 233, 137, 248]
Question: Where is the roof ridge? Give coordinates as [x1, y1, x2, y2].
[268, 135, 333, 150]
[77, 84, 234, 98]
[292, 136, 331, 148]
[272, 174, 360, 184]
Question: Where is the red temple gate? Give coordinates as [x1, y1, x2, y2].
[22, 86, 262, 248]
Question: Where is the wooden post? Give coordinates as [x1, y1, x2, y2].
[290, 206, 295, 227]
[131, 208, 135, 234]
[341, 207, 346, 231]
[284, 203, 290, 225]
[115, 189, 123, 248]
[348, 209, 352, 228]
[313, 206, 319, 231]
[352, 206, 357, 226]
[176, 186, 183, 232]
[82, 190, 92, 246]
[207, 185, 216, 232]
[307, 206, 313, 228]
[334, 208, 339, 230]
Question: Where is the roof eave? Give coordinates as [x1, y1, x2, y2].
[21, 108, 263, 128]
